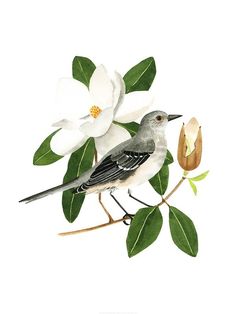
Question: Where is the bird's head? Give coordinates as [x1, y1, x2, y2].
[140, 111, 182, 131]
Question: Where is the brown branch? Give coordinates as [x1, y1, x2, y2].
[156, 176, 186, 207]
[58, 216, 129, 236]
[94, 148, 98, 164]
[58, 176, 187, 236]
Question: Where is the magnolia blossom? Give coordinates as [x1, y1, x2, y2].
[178, 117, 202, 171]
[50, 65, 153, 156]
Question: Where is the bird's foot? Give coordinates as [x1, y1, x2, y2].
[123, 213, 135, 225]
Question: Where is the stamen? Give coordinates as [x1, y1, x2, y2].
[89, 105, 102, 118]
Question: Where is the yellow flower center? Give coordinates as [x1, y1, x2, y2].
[89, 105, 102, 118]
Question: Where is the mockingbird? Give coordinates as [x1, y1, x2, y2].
[20, 111, 182, 219]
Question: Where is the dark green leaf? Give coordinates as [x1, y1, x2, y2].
[72, 56, 96, 88]
[188, 179, 197, 195]
[113, 121, 139, 137]
[33, 129, 63, 165]
[123, 57, 156, 93]
[126, 206, 163, 257]
[169, 206, 198, 257]
[62, 138, 95, 223]
[149, 165, 169, 195]
[189, 170, 209, 181]
[163, 150, 174, 165]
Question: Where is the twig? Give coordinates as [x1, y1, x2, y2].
[156, 176, 186, 207]
[58, 176, 187, 236]
[59, 216, 129, 236]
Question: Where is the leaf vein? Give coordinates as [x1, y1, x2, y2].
[171, 208, 194, 255]
[69, 193, 75, 222]
[127, 59, 153, 92]
[68, 138, 92, 221]
[130, 207, 155, 255]
[77, 139, 91, 177]
[78, 60, 88, 86]
[157, 173, 163, 195]
[34, 149, 51, 163]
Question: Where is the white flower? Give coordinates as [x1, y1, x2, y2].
[184, 118, 200, 156]
[177, 117, 202, 171]
[50, 65, 154, 156]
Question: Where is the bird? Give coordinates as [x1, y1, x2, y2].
[19, 111, 182, 219]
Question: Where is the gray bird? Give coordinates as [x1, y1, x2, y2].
[19, 111, 182, 218]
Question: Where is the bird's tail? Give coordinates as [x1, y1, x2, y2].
[19, 178, 81, 204]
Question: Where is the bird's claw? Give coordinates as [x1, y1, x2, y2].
[123, 214, 134, 225]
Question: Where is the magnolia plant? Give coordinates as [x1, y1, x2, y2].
[32, 56, 208, 258]
[51, 64, 153, 156]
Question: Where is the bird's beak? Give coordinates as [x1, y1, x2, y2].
[168, 114, 182, 121]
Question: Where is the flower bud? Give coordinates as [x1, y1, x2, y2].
[177, 118, 202, 171]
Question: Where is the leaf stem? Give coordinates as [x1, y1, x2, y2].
[156, 176, 186, 206]
[58, 176, 187, 236]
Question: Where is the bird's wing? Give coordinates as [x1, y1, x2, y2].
[77, 139, 155, 192]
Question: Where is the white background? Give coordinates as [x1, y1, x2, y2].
[1, 0, 236, 313]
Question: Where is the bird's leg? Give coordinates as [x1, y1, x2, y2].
[98, 193, 114, 223]
[128, 189, 152, 207]
[110, 191, 134, 225]
[110, 191, 131, 216]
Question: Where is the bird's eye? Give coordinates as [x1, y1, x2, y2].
[156, 115, 162, 121]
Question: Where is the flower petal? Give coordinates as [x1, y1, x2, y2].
[79, 107, 114, 137]
[52, 118, 84, 130]
[89, 65, 114, 108]
[185, 117, 199, 156]
[115, 91, 154, 123]
[112, 71, 126, 111]
[95, 123, 131, 156]
[56, 78, 90, 119]
[50, 128, 88, 155]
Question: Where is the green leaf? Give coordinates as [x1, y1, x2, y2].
[149, 165, 169, 195]
[113, 121, 139, 137]
[189, 170, 209, 181]
[188, 179, 197, 195]
[169, 206, 198, 257]
[126, 206, 163, 257]
[72, 56, 96, 88]
[33, 129, 63, 165]
[62, 138, 95, 223]
[123, 57, 156, 93]
[163, 150, 174, 165]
